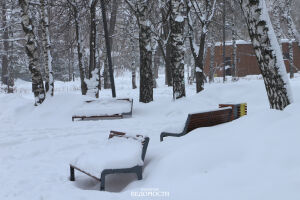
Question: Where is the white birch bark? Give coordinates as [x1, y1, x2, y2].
[170, 0, 186, 99]
[19, 0, 46, 105]
[40, 0, 54, 96]
[239, 0, 293, 110]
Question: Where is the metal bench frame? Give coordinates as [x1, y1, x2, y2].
[69, 131, 149, 191]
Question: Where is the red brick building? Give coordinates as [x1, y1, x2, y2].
[204, 40, 300, 77]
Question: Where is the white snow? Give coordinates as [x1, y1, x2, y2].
[195, 67, 202, 72]
[175, 16, 184, 22]
[70, 137, 143, 176]
[1, 73, 300, 199]
[73, 98, 132, 116]
[213, 39, 296, 47]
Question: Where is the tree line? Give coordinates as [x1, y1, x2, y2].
[0, 0, 299, 110]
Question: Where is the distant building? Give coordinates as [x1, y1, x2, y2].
[204, 40, 300, 77]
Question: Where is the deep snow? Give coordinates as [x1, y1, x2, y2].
[1, 73, 300, 200]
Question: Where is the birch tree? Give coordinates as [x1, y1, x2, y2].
[40, 0, 54, 96]
[125, 0, 153, 103]
[88, 0, 98, 79]
[170, 0, 185, 99]
[272, 0, 284, 47]
[239, 0, 292, 110]
[1, 1, 9, 86]
[208, 38, 215, 83]
[284, 0, 299, 78]
[86, 0, 100, 98]
[138, 0, 153, 102]
[283, 0, 300, 48]
[19, 0, 45, 105]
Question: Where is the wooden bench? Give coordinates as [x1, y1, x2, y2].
[160, 107, 233, 141]
[69, 130, 149, 191]
[219, 103, 247, 121]
[72, 98, 133, 121]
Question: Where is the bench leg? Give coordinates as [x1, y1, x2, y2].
[160, 135, 164, 142]
[70, 166, 75, 181]
[136, 166, 143, 180]
[100, 173, 106, 191]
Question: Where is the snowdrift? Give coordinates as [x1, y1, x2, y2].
[0, 75, 300, 200]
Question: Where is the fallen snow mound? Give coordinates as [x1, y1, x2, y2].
[1, 74, 300, 200]
[70, 137, 143, 176]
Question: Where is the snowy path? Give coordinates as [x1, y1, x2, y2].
[1, 75, 300, 199]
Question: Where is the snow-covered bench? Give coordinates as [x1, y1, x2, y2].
[72, 98, 133, 121]
[160, 107, 233, 141]
[69, 131, 150, 191]
[219, 103, 247, 120]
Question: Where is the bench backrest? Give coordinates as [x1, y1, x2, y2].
[219, 103, 247, 120]
[183, 108, 232, 133]
[109, 131, 149, 161]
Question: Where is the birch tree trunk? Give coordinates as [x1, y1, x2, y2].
[88, 0, 98, 79]
[239, 0, 292, 110]
[40, 0, 54, 96]
[1, 1, 9, 86]
[68, 1, 87, 95]
[131, 38, 137, 89]
[138, 0, 153, 103]
[87, 0, 100, 98]
[232, 18, 238, 80]
[209, 42, 215, 83]
[195, 32, 206, 92]
[285, 0, 297, 78]
[19, 0, 45, 105]
[170, 0, 185, 99]
[288, 41, 294, 78]
[272, 0, 283, 48]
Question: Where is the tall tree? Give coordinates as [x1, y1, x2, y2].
[67, 0, 87, 95]
[231, 1, 238, 80]
[239, 0, 292, 110]
[40, 0, 54, 96]
[103, 0, 119, 89]
[19, 0, 45, 105]
[88, 0, 98, 79]
[170, 0, 185, 99]
[161, 0, 173, 86]
[100, 0, 116, 97]
[283, 0, 300, 48]
[137, 0, 153, 103]
[86, 0, 100, 98]
[1, 1, 9, 86]
[125, 0, 153, 103]
[284, 0, 299, 78]
[272, 0, 284, 48]
[186, 0, 217, 93]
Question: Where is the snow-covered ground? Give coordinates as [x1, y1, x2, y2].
[1, 73, 300, 200]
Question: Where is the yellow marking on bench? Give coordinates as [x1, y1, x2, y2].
[240, 103, 247, 116]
